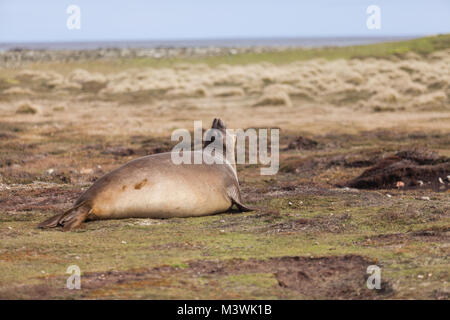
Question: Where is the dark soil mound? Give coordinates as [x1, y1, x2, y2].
[344, 149, 450, 190]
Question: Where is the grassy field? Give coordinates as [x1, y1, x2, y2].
[0, 35, 449, 299]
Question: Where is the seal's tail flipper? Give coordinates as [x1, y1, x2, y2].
[37, 213, 64, 229]
[37, 201, 90, 231]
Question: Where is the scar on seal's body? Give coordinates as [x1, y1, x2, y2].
[134, 179, 147, 190]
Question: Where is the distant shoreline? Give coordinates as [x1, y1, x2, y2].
[0, 36, 421, 51]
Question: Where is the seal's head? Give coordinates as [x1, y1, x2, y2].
[203, 118, 236, 153]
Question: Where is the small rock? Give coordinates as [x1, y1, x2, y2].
[288, 201, 293, 206]
[80, 168, 94, 175]
[136, 220, 159, 226]
[417, 275, 424, 279]
[0, 184, 11, 190]
[46, 168, 55, 174]
[386, 194, 392, 198]
[396, 181, 405, 188]
[421, 196, 430, 201]
[121, 240, 127, 244]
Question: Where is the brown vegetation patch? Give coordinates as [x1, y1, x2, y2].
[241, 183, 334, 203]
[188, 255, 393, 299]
[280, 150, 381, 175]
[0, 255, 393, 299]
[284, 136, 319, 151]
[0, 168, 72, 184]
[101, 146, 136, 157]
[378, 203, 448, 225]
[0, 132, 17, 139]
[360, 226, 450, 246]
[131, 136, 175, 155]
[431, 289, 450, 300]
[0, 186, 83, 213]
[327, 153, 380, 168]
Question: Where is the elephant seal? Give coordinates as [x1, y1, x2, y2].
[38, 118, 251, 231]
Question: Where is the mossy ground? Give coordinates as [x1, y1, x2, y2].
[0, 36, 449, 299]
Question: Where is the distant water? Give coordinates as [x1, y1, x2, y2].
[0, 36, 420, 51]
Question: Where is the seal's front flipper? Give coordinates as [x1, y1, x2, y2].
[227, 185, 253, 212]
[37, 201, 90, 231]
[230, 197, 253, 212]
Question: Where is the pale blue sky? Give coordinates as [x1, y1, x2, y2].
[0, 0, 449, 42]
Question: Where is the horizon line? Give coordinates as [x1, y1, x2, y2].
[1, 34, 440, 45]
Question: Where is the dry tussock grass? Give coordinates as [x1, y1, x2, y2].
[2, 49, 449, 112]
[15, 101, 40, 114]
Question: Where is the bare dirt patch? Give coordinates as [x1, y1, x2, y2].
[188, 255, 393, 299]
